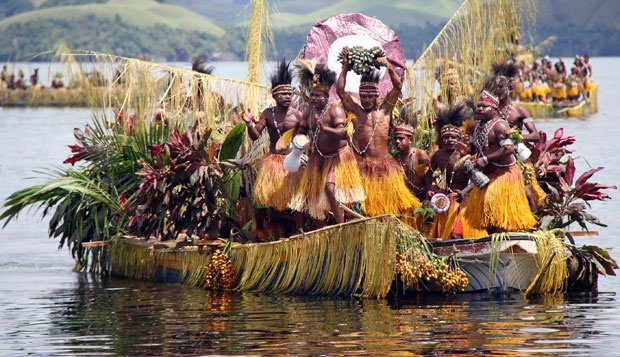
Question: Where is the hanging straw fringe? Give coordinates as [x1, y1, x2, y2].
[57, 48, 271, 142]
[232, 215, 401, 298]
[525, 230, 569, 295]
[403, 0, 537, 150]
[245, 0, 275, 117]
[108, 237, 212, 287]
[486, 230, 569, 296]
[107, 224, 571, 297]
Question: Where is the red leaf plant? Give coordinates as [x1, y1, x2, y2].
[127, 128, 245, 241]
[534, 128, 616, 232]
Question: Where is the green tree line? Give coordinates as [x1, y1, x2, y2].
[0, 15, 217, 61]
[536, 24, 620, 57]
[2, 14, 619, 62]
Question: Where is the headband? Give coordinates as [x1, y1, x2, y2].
[272, 84, 293, 95]
[440, 124, 462, 137]
[394, 125, 415, 136]
[359, 82, 379, 94]
[478, 90, 499, 109]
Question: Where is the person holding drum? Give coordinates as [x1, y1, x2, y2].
[425, 103, 487, 239]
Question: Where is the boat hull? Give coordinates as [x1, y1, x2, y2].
[429, 236, 539, 293]
[106, 217, 595, 297]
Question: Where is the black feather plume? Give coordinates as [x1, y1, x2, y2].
[270, 58, 293, 88]
[492, 62, 518, 78]
[361, 69, 380, 84]
[435, 100, 472, 134]
[191, 55, 214, 75]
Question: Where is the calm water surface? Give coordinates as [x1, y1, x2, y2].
[1, 58, 619, 356]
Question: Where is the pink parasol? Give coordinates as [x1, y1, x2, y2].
[302, 13, 407, 101]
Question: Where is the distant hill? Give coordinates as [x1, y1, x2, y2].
[170, 0, 460, 27]
[171, 0, 620, 58]
[533, 0, 620, 56]
[1, 0, 619, 61]
[0, 0, 224, 36]
[0, 0, 229, 61]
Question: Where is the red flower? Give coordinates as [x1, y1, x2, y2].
[148, 144, 163, 157]
[119, 195, 127, 210]
[63, 143, 87, 165]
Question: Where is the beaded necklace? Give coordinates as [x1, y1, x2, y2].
[432, 150, 459, 193]
[349, 106, 380, 155]
[310, 103, 337, 158]
[499, 102, 513, 122]
[472, 117, 501, 154]
[473, 117, 516, 167]
[271, 106, 290, 139]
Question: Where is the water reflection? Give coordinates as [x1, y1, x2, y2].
[32, 276, 616, 355]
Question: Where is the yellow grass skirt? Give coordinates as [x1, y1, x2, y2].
[552, 88, 567, 100]
[462, 165, 537, 235]
[430, 195, 488, 239]
[429, 195, 460, 239]
[289, 146, 365, 220]
[568, 86, 580, 97]
[252, 152, 303, 211]
[356, 155, 421, 216]
[519, 89, 532, 100]
[523, 161, 547, 207]
[534, 85, 550, 98]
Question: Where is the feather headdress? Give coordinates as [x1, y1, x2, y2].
[191, 55, 215, 75]
[360, 70, 380, 93]
[435, 100, 473, 137]
[483, 62, 518, 99]
[492, 62, 518, 78]
[270, 58, 293, 94]
[296, 58, 335, 94]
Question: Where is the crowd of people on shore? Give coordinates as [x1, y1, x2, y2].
[1, 64, 65, 90]
[515, 54, 595, 104]
[240, 53, 543, 242]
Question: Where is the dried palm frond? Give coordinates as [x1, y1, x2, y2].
[244, 0, 275, 118]
[56, 48, 271, 143]
[524, 230, 569, 295]
[403, 0, 537, 149]
[232, 215, 401, 298]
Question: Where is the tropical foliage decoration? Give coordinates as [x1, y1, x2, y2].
[127, 123, 247, 241]
[534, 128, 616, 231]
[0, 107, 248, 272]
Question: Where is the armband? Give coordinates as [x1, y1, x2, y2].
[385, 97, 397, 107]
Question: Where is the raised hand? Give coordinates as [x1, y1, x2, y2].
[376, 56, 390, 68]
[339, 47, 350, 71]
[242, 108, 254, 123]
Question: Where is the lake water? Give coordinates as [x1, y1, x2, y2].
[1, 58, 619, 356]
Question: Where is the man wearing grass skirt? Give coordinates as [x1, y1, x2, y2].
[289, 63, 365, 226]
[485, 62, 546, 209]
[242, 59, 304, 239]
[461, 90, 537, 236]
[336, 48, 421, 218]
[425, 103, 488, 239]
